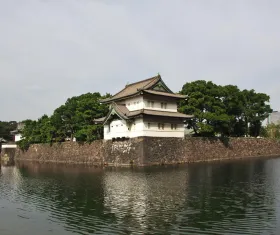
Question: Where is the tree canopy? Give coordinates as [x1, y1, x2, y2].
[18, 92, 110, 149]
[179, 80, 272, 137]
[0, 121, 17, 141]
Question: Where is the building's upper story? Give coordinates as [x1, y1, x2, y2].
[100, 74, 188, 114]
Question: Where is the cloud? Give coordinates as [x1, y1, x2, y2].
[0, 0, 279, 121]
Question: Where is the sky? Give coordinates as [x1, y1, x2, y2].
[0, 0, 279, 121]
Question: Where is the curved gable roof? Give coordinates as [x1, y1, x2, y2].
[100, 75, 168, 103]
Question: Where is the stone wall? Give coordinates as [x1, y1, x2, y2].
[103, 138, 144, 166]
[15, 141, 104, 165]
[15, 138, 144, 166]
[143, 137, 280, 165]
[15, 137, 280, 166]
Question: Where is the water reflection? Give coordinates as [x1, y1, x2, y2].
[103, 169, 188, 233]
[0, 158, 280, 235]
[184, 160, 278, 234]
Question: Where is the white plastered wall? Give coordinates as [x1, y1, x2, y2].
[142, 122, 185, 138]
[104, 118, 145, 140]
[124, 97, 144, 111]
[104, 118, 185, 139]
[143, 99, 177, 112]
[15, 134, 22, 142]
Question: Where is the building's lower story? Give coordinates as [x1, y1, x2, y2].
[94, 103, 193, 140]
[104, 116, 187, 140]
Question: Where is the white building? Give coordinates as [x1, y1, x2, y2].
[10, 122, 24, 142]
[95, 75, 193, 140]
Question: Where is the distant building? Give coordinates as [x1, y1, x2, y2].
[10, 122, 24, 142]
[267, 111, 280, 125]
[95, 75, 193, 140]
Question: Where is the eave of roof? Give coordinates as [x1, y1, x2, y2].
[93, 117, 106, 123]
[142, 90, 187, 99]
[94, 101, 193, 125]
[128, 109, 193, 118]
[0, 138, 7, 143]
[94, 103, 131, 124]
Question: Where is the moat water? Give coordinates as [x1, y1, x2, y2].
[1, 158, 280, 235]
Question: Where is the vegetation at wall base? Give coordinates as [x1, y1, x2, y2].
[261, 123, 280, 139]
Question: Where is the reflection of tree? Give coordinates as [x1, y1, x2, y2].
[15, 162, 119, 234]
[3, 160, 279, 234]
[16, 163, 190, 234]
[183, 160, 277, 234]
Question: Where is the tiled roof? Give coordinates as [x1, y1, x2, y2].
[128, 109, 193, 118]
[0, 137, 7, 143]
[94, 103, 130, 123]
[95, 103, 193, 124]
[100, 75, 161, 103]
[143, 90, 187, 99]
[93, 117, 106, 123]
[113, 103, 130, 118]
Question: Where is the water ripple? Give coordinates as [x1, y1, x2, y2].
[1, 158, 280, 234]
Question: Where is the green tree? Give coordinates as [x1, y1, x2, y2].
[0, 121, 17, 141]
[179, 81, 272, 137]
[242, 90, 272, 137]
[18, 92, 110, 149]
[179, 80, 231, 136]
[17, 116, 54, 149]
[51, 92, 109, 142]
[262, 122, 280, 139]
[222, 85, 246, 136]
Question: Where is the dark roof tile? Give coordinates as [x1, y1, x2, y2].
[128, 109, 193, 118]
[100, 75, 161, 103]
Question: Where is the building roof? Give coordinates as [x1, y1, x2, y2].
[142, 90, 187, 99]
[0, 137, 7, 143]
[93, 117, 106, 123]
[10, 122, 25, 135]
[94, 103, 193, 124]
[100, 74, 179, 103]
[129, 109, 193, 118]
[94, 103, 130, 123]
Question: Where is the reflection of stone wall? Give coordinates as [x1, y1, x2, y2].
[15, 137, 280, 166]
[0, 147, 16, 166]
